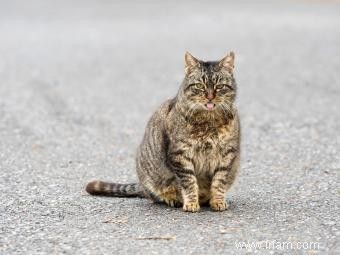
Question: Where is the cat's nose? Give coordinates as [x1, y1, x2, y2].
[205, 89, 215, 100]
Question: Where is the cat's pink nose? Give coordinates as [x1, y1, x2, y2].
[205, 89, 215, 100]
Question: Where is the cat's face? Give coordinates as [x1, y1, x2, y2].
[180, 52, 236, 116]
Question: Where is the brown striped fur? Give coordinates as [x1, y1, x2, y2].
[86, 52, 240, 212]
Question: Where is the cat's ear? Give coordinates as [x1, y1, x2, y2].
[218, 51, 235, 71]
[185, 51, 201, 74]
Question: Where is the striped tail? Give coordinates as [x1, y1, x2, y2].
[86, 180, 145, 198]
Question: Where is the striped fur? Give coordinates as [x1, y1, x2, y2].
[86, 52, 240, 212]
[86, 181, 144, 197]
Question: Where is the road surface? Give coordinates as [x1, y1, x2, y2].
[0, 0, 339, 254]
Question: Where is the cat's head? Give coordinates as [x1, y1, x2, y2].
[178, 52, 236, 121]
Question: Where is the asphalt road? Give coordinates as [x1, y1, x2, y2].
[0, 0, 339, 254]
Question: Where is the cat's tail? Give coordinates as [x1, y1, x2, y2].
[86, 180, 145, 198]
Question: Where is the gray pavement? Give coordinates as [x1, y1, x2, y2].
[0, 0, 339, 254]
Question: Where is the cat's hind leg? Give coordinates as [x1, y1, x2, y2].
[142, 181, 182, 208]
[159, 185, 182, 208]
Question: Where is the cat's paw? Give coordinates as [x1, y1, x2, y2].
[183, 202, 200, 212]
[210, 200, 228, 211]
[165, 199, 181, 208]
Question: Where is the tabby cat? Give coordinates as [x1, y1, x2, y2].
[86, 52, 240, 212]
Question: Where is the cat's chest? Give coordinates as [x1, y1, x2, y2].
[190, 129, 232, 174]
[169, 124, 235, 173]
[191, 137, 221, 173]
[190, 126, 232, 151]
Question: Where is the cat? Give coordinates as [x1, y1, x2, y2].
[86, 52, 240, 212]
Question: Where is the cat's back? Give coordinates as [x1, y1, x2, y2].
[139, 98, 176, 149]
[146, 98, 176, 128]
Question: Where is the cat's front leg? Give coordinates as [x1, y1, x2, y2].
[210, 147, 238, 211]
[168, 152, 199, 212]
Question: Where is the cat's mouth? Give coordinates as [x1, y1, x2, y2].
[205, 102, 215, 110]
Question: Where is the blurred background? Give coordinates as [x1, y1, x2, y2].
[1, 0, 339, 254]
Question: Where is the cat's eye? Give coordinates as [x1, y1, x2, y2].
[215, 84, 225, 90]
[194, 83, 205, 90]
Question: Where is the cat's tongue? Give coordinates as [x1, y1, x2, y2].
[206, 103, 215, 110]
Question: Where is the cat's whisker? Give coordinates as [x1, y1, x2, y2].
[185, 103, 198, 120]
[220, 103, 233, 118]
